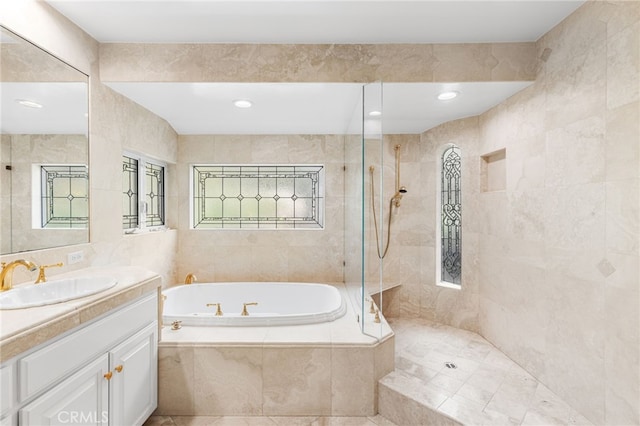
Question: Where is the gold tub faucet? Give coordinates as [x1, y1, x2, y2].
[184, 273, 197, 284]
[0, 260, 38, 291]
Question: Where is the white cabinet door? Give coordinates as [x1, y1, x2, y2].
[109, 322, 158, 426]
[0, 362, 15, 419]
[19, 354, 109, 426]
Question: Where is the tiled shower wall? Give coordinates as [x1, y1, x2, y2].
[382, 2, 638, 424]
[477, 3, 639, 424]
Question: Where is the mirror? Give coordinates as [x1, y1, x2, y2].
[0, 26, 89, 254]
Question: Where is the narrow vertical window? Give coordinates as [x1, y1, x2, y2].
[122, 155, 139, 229]
[441, 145, 461, 285]
[145, 162, 165, 227]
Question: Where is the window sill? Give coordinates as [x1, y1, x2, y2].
[436, 281, 461, 290]
[124, 226, 170, 235]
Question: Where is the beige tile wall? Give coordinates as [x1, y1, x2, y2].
[100, 43, 537, 83]
[175, 134, 345, 285]
[401, 2, 639, 424]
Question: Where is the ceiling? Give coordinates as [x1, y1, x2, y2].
[39, 1, 584, 135]
[46, 1, 584, 44]
[1, 83, 88, 134]
[105, 81, 533, 134]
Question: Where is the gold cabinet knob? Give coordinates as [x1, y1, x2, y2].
[104, 371, 113, 380]
[115, 365, 123, 373]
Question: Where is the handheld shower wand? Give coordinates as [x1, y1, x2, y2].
[370, 144, 408, 259]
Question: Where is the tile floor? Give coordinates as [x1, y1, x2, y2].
[145, 317, 594, 426]
[384, 318, 594, 425]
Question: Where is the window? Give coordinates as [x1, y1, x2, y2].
[38, 165, 88, 228]
[440, 145, 462, 286]
[191, 164, 324, 229]
[122, 154, 165, 231]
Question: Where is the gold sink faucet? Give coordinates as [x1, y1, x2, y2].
[0, 260, 38, 292]
[35, 262, 64, 283]
[184, 273, 197, 284]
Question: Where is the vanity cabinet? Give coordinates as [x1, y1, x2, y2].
[0, 291, 158, 426]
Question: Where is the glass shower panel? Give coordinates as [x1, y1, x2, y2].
[361, 82, 384, 338]
[343, 88, 365, 325]
[343, 82, 384, 337]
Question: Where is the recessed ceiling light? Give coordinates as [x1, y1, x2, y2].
[233, 99, 253, 108]
[368, 110, 382, 117]
[437, 91, 459, 101]
[16, 99, 43, 108]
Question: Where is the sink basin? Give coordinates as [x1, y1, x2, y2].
[0, 276, 118, 310]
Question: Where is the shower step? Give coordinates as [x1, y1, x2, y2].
[378, 371, 462, 426]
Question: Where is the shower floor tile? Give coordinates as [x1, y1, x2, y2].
[386, 317, 595, 426]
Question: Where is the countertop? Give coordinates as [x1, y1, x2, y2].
[0, 266, 161, 363]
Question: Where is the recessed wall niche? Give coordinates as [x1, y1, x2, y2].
[481, 148, 506, 192]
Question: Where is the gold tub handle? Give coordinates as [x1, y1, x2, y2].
[241, 302, 258, 316]
[206, 302, 223, 316]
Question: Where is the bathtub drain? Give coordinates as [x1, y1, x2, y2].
[444, 362, 457, 369]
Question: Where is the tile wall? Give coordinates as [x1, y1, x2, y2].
[175, 135, 345, 285]
[380, 2, 638, 424]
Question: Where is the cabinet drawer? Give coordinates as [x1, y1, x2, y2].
[19, 292, 157, 402]
[0, 362, 15, 418]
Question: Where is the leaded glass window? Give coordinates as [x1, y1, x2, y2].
[122, 154, 165, 230]
[192, 165, 324, 229]
[441, 146, 461, 285]
[122, 156, 139, 229]
[40, 165, 88, 228]
[145, 162, 165, 227]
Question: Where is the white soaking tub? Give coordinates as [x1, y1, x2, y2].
[162, 282, 346, 326]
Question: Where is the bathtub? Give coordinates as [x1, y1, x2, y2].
[162, 282, 347, 326]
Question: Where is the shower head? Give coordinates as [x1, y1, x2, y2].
[399, 186, 407, 194]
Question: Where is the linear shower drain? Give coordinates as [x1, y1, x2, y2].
[444, 362, 457, 369]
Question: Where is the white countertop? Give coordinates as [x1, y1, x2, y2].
[0, 266, 161, 363]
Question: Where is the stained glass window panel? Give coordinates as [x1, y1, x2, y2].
[122, 156, 139, 229]
[41, 165, 89, 228]
[192, 165, 324, 229]
[441, 146, 462, 285]
[145, 162, 165, 227]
